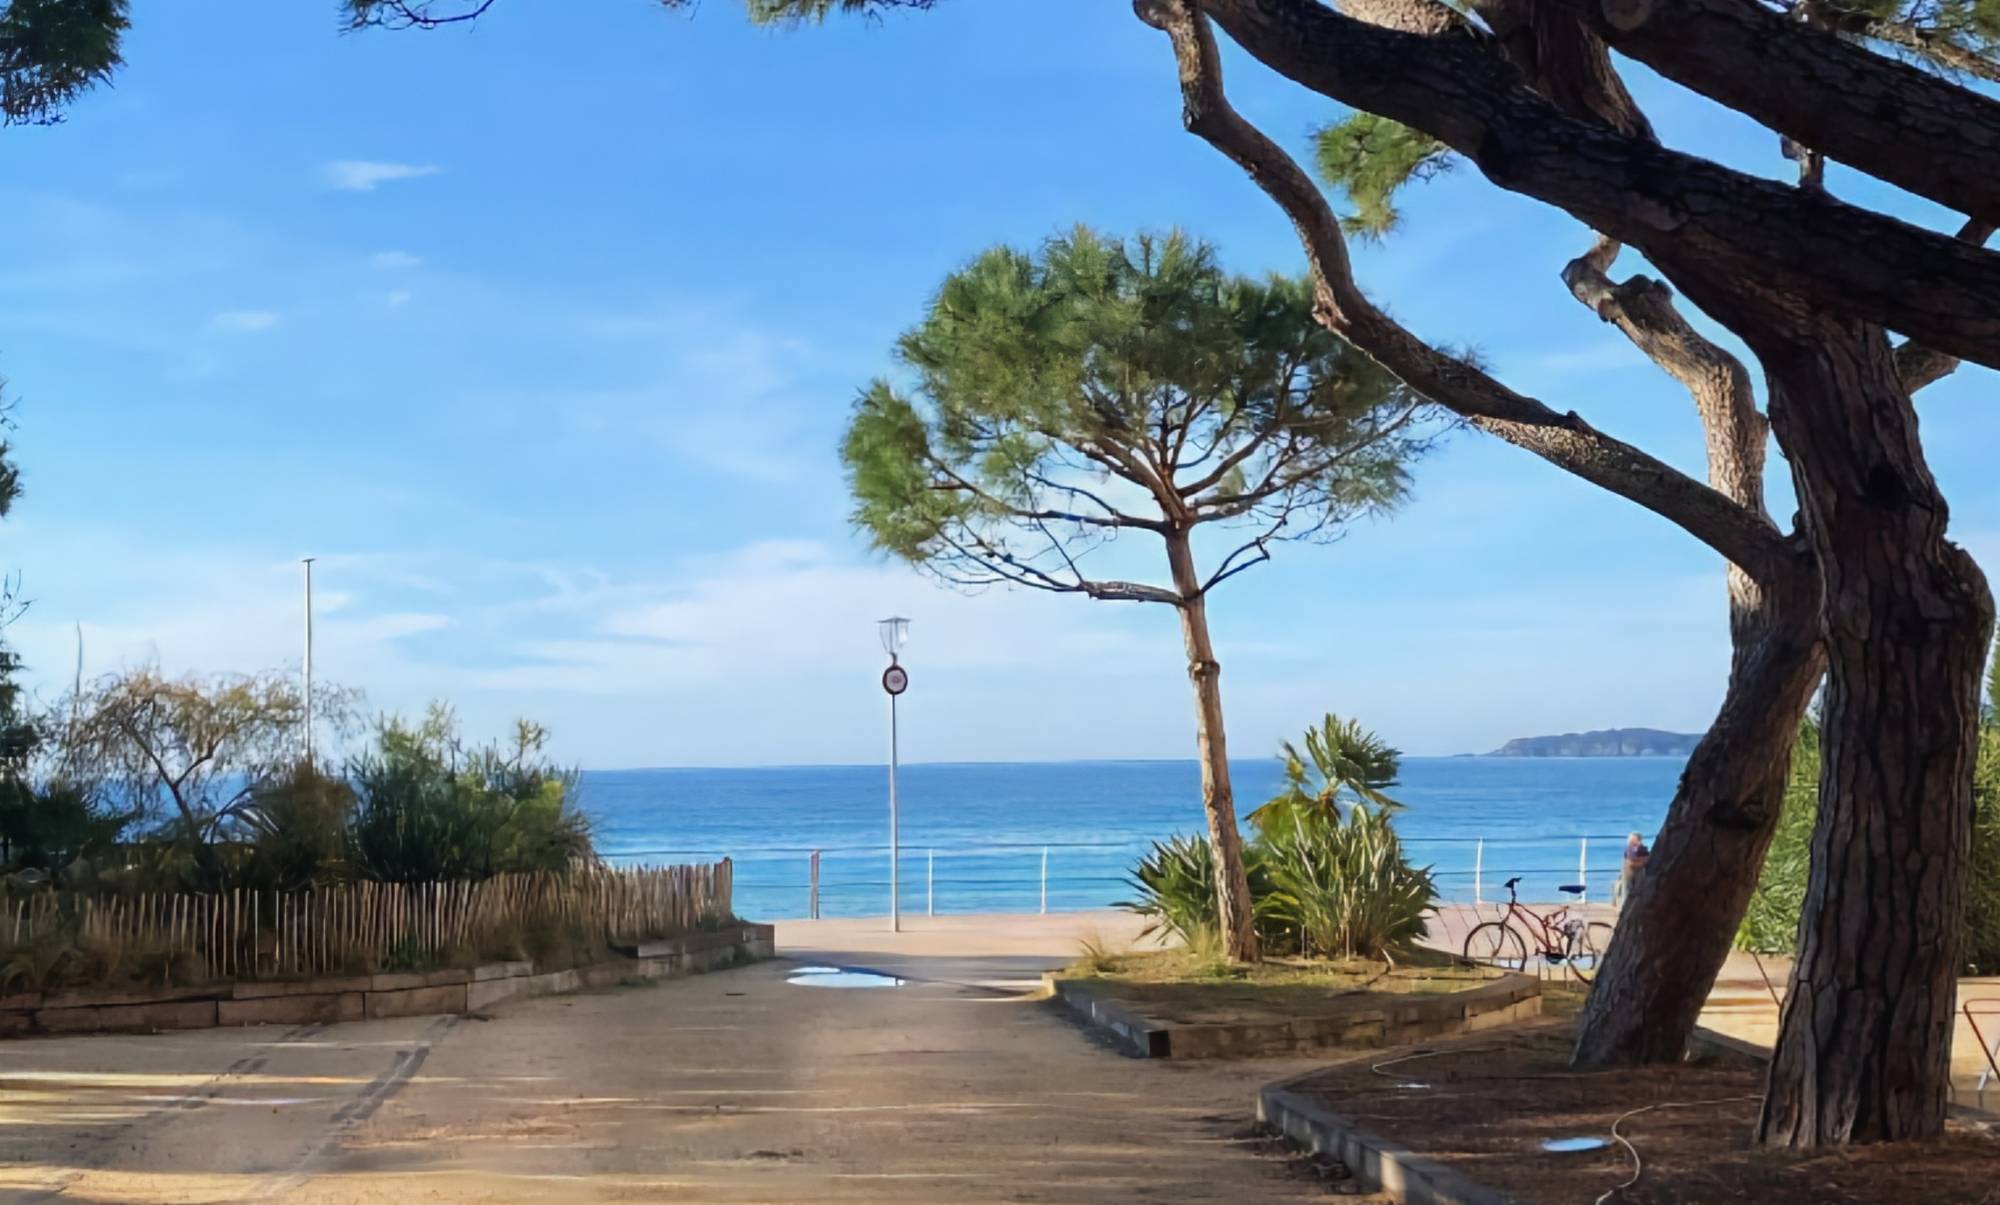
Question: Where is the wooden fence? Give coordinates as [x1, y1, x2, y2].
[1, 860, 732, 982]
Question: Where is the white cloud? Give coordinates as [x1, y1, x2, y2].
[369, 250, 422, 269]
[208, 309, 279, 334]
[323, 161, 442, 193]
[4, 527, 1187, 768]
[524, 538, 1157, 691]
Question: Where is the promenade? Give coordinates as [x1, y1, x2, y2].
[0, 912, 1333, 1203]
[1, 909, 1994, 1202]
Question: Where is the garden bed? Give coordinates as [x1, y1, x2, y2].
[1268, 1024, 2000, 1203]
[0, 922, 773, 1038]
[1050, 949, 1539, 1058]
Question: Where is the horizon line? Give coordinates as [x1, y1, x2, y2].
[577, 751, 1697, 774]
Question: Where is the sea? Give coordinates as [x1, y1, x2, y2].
[579, 757, 1685, 922]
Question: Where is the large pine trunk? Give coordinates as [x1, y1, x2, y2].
[1755, 319, 1995, 1147]
[1562, 245, 1827, 1067]
[1167, 532, 1259, 962]
[1571, 562, 1821, 1064]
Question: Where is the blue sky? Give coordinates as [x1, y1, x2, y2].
[1, 1, 1993, 768]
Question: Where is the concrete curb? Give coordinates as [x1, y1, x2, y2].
[1046, 970, 1540, 1059]
[1046, 975, 1171, 1056]
[1259, 1068, 1521, 1205]
[1258, 1024, 1997, 1204]
[4, 922, 775, 1038]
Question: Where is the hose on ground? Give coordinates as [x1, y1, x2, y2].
[1592, 1095, 1762, 1204]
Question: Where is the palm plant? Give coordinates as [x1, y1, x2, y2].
[1257, 803, 1436, 960]
[1247, 713, 1401, 831]
[1119, 833, 1288, 949]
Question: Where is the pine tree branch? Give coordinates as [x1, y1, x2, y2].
[1533, 0, 2000, 221]
[1136, 0, 1793, 584]
[1893, 218, 1997, 392]
[1856, 17, 2000, 85]
[1191, 0, 2000, 370]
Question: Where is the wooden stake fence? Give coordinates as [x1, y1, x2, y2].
[1, 860, 731, 982]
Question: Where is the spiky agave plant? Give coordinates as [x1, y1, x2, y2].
[1257, 802, 1436, 961]
[1119, 833, 1288, 949]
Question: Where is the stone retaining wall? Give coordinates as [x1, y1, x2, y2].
[0, 922, 774, 1038]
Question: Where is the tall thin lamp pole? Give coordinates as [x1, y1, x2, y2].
[878, 617, 911, 933]
[302, 557, 316, 767]
[890, 686, 900, 931]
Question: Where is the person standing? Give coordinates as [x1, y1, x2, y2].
[1615, 832, 1650, 907]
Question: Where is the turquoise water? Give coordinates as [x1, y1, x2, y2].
[579, 757, 1683, 921]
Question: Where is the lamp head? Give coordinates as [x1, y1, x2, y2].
[878, 616, 911, 659]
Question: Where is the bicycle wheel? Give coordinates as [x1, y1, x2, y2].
[1462, 921, 1530, 972]
[1567, 921, 1618, 982]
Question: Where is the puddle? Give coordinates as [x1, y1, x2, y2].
[1394, 1082, 1430, 1090]
[1541, 1136, 1611, 1153]
[786, 965, 906, 989]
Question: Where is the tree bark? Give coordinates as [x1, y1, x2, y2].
[1754, 315, 1996, 1146]
[1136, 0, 1790, 585]
[1561, 242, 1827, 1064]
[1572, 568, 1823, 1061]
[1196, 0, 2000, 372]
[1541, 0, 2000, 223]
[1146, 0, 2000, 1127]
[1165, 528, 1259, 962]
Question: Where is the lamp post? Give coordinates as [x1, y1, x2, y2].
[878, 616, 910, 932]
[302, 557, 316, 768]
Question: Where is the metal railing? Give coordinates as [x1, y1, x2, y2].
[604, 832, 1646, 920]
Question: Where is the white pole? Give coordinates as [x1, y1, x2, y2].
[1040, 847, 1048, 915]
[927, 849, 934, 917]
[889, 690, 901, 933]
[301, 557, 315, 767]
[1474, 839, 1484, 907]
[1579, 837, 1589, 906]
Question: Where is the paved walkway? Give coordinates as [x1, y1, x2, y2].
[0, 912, 1337, 1203]
[5, 908, 1996, 1202]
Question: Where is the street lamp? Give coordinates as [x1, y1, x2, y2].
[302, 557, 316, 768]
[878, 617, 911, 931]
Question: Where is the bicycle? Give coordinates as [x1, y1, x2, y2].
[1461, 876, 1617, 982]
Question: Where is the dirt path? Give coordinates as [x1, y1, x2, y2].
[0, 913, 1335, 1203]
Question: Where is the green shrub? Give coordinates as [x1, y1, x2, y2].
[0, 776, 134, 875]
[1739, 717, 2000, 973]
[1257, 801, 1437, 960]
[1122, 714, 1435, 961]
[1122, 833, 1233, 947]
[1736, 719, 1819, 956]
[236, 763, 355, 890]
[1967, 729, 2000, 972]
[1119, 833, 1291, 952]
[347, 707, 592, 883]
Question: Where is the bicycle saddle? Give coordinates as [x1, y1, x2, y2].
[1557, 883, 1587, 895]
[1504, 876, 1522, 889]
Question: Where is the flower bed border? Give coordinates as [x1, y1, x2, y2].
[0, 922, 773, 1038]
[1256, 1024, 2000, 1204]
[1259, 1065, 1520, 1205]
[1045, 968, 1541, 1059]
